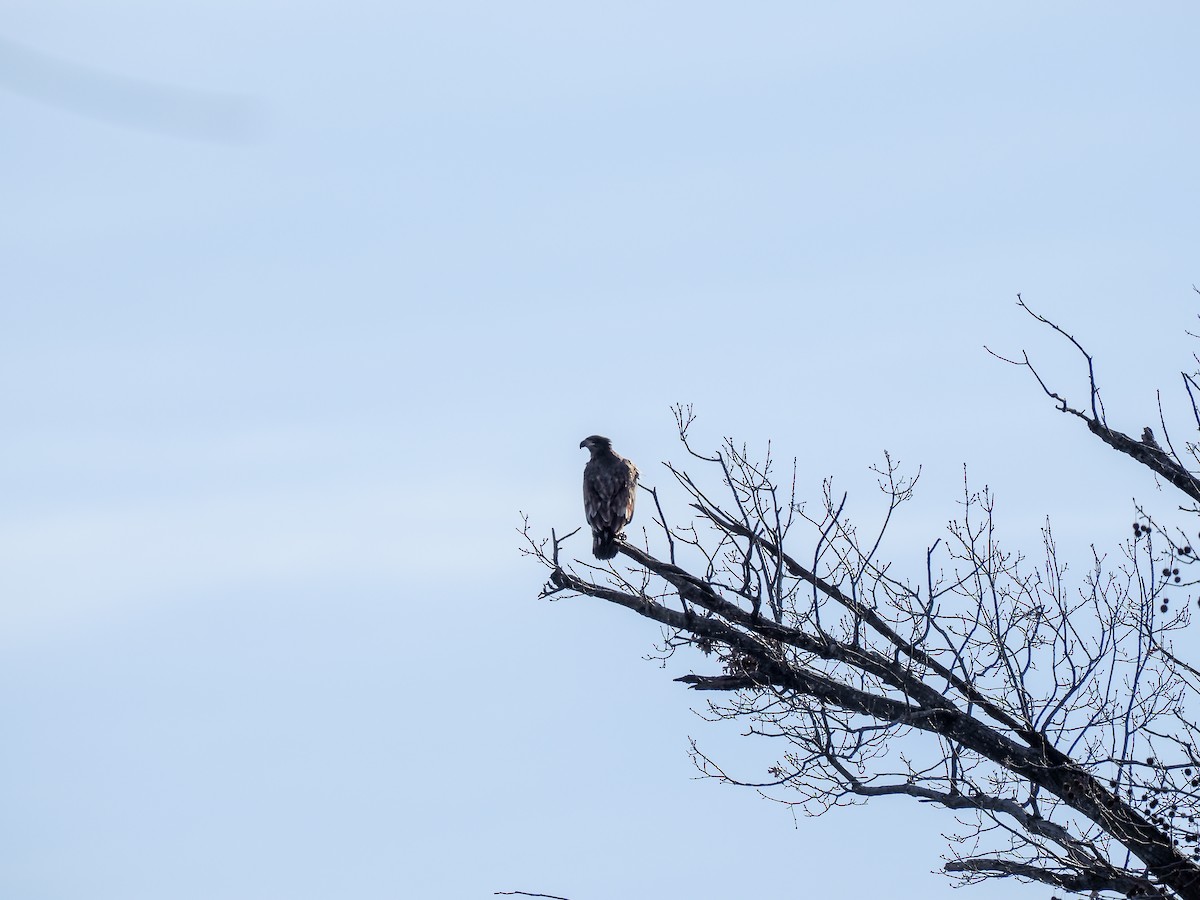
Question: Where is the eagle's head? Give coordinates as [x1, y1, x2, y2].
[580, 435, 613, 453]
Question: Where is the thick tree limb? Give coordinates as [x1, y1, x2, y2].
[994, 297, 1200, 503]
[1085, 419, 1200, 504]
[550, 546, 1200, 899]
[944, 858, 1163, 898]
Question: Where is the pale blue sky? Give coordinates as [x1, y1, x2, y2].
[3, 3, 1200, 898]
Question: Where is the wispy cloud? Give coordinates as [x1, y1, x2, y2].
[0, 36, 262, 141]
[0, 472, 535, 644]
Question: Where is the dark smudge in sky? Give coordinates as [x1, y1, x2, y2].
[0, 35, 264, 142]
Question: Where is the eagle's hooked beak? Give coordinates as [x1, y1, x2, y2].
[579, 439, 588, 449]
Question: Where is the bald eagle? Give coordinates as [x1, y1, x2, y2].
[580, 435, 638, 560]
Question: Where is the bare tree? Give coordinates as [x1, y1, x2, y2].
[523, 302, 1200, 900]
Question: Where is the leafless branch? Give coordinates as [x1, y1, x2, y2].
[528, 304, 1200, 899]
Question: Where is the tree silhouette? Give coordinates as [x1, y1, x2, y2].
[524, 301, 1200, 900]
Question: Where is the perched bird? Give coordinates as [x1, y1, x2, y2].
[580, 435, 639, 560]
[1142, 426, 1163, 451]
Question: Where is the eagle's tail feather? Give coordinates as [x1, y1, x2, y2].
[592, 529, 619, 560]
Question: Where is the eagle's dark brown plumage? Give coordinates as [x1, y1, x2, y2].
[580, 435, 638, 560]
